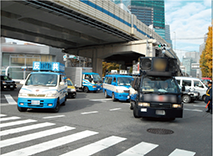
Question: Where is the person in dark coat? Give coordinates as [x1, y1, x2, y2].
[205, 81, 212, 114]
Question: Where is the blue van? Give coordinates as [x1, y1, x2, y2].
[103, 74, 133, 101]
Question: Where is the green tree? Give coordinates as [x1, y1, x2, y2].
[102, 62, 120, 77]
[200, 26, 212, 79]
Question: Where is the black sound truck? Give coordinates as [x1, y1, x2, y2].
[130, 57, 183, 120]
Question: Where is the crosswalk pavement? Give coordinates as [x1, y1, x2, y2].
[0, 113, 196, 156]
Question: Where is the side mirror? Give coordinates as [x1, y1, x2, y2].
[20, 80, 25, 85]
[60, 82, 65, 85]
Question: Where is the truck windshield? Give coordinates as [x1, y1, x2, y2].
[25, 73, 58, 87]
[117, 77, 132, 86]
[141, 76, 179, 94]
[92, 74, 102, 83]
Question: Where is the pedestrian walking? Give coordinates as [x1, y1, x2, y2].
[205, 81, 212, 114]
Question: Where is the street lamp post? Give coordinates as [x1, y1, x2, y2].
[173, 31, 176, 52]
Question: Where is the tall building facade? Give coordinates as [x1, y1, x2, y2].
[165, 25, 172, 48]
[112, 0, 166, 39]
[128, 6, 153, 26]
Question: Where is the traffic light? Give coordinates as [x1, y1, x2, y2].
[158, 44, 162, 48]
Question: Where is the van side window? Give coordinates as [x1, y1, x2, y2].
[183, 80, 191, 87]
[176, 80, 180, 85]
[113, 77, 116, 83]
[107, 77, 112, 84]
[194, 80, 204, 88]
[104, 77, 108, 83]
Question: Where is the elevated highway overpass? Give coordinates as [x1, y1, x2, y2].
[1, 0, 180, 75]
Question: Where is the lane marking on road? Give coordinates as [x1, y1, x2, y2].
[193, 104, 205, 107]
[1, 130, 98, 156]
[184, 108, 203, 112]
[89, 99, 112, 101]
[110, 108, 121, 111]
[0, 119, 37, 128]
[0, 114, 7, 117]
[117, 141, 159, 156]
[43, 115, 65, 119]
[1, 103, 16, 106]
[4, 95, 17, 104]
[168, 148, 196, 156]
[81, 111, 98, 115]
[60, 136, 126, 156]
[0, 116, 21, 122]
[0, 122, 55, 137]
[0, 126, 75, 148]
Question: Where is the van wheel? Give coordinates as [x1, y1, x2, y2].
[104, 90, 109, 98]
[84, 87, 89, 93]
[182, 95, 191, 103]
[112, 93, 116, 101]
[17, 106, 27, 112]
[53, 99, 60, 113]
[202, 95, 206, 101]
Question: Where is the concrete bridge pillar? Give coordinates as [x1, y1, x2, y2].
[92, 58, 103, 77]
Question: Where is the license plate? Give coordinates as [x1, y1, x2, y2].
[156, 110, 165, 115]
[10, 85, 13, 88]
[31, 100, 40, 105]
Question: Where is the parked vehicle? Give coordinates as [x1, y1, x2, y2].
[65, 67, 102, 92]
[0, 75, 17, 90]
[182, 89, 200, 103]
[103, 74, 133, 101]
[66, 78, 76, 98]
[17, 62, 67, 112]
[175, 76, 207, 101]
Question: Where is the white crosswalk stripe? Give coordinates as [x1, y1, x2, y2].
[0, 116, 21, 122]
[0, 114, 197, 156]
[117, 141, 159, 156]
[4, 94, 17, 104]
[0, 122, 55, 136]
[0, 114, 7, 117]
[1, 130, 98, 156]
[0, 126, 75, 148]
[0, 119, 37, 128]
[168, 149, 196, 156]
[60, 136, 126, 156]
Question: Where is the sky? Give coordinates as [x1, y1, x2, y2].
[165, 0, 212, 61]
[5, 0, 212, 62]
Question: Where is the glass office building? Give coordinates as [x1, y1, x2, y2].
[130, 0, 165, 29]
[112, 0, 166, 39]
[128, 6, 153, 27]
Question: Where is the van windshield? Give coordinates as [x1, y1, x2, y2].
[141, 76, 180, 94]
[117, 77, 132, 86]
[25, 73, 58, 87]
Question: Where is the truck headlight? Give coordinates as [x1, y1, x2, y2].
[172, 104, 182, 108]
[93, 86, 97, 88]
[46, 92, 57, 97]
[138, 102, 150, 107]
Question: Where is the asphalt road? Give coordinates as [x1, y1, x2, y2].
[0, 85, 212, 156]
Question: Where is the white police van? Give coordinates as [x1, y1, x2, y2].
[17, 62, 67, 113]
